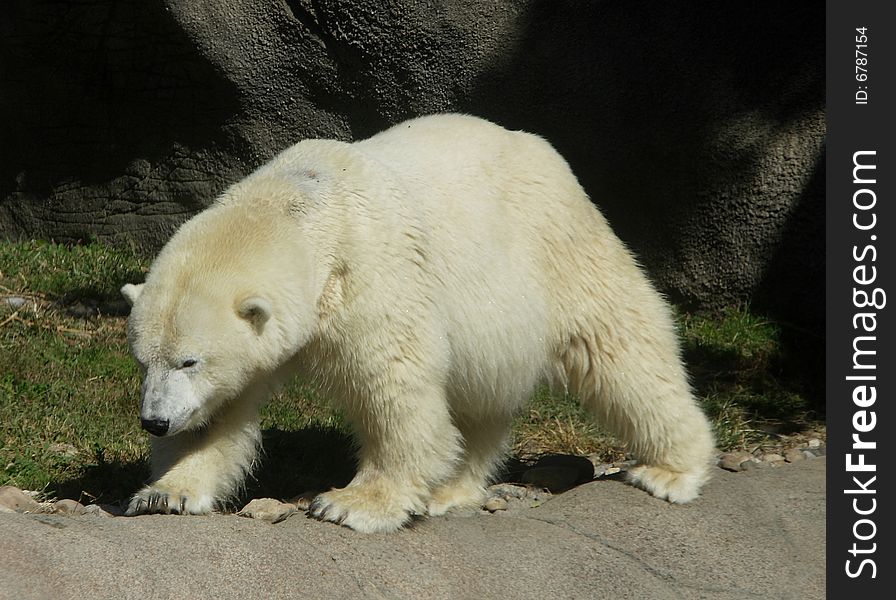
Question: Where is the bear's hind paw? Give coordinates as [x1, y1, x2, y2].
[426, 479, 486, 516]
[626, 464, 710, 504]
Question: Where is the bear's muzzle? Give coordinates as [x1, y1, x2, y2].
[140, 417, 170, 436]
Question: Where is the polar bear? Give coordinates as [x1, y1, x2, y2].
[121, 114, 714, 532]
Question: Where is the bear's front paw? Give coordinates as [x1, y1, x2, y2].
[309, 482, 424, 533]
[125, 485, 216, 516]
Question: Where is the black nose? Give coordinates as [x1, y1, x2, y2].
[141, 418, 170, 436]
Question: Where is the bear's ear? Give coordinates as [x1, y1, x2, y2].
[121, 283, 144, 306]
[237, 297, 272, 334]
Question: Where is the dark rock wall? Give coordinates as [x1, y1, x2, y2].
[0, 1, 824, 330]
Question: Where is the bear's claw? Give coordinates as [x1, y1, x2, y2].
[126, 487, 204, 516]
[307, 496, 343, 525]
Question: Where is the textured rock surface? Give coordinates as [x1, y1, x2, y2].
[0, 458, 825, 600]
[0, 1, 823, 325]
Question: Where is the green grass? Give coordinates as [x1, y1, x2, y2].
[1, 242, 149, 503]
[1, 240, 822, 506]
[679, 306, 822, 449]
[0, 239, 147, 302]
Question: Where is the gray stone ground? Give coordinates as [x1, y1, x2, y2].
[0, 458, 825, 600]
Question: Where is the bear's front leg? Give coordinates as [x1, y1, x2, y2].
[309, 385, 463, 533]
[126, 401, 261, 516]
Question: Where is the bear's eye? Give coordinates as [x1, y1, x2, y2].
[179, 359, 198, 369]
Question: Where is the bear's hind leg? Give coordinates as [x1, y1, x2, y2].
[427, 414, 511, 516]
[126, 399, 262, 516]
[309, 384, 463, 533]
[561, 328, 715, 504]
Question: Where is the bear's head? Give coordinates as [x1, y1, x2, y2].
[120, 163, 343, 437]
[121, 279, 286, 437]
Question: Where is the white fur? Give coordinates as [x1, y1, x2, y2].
[123, 114, 715, 530]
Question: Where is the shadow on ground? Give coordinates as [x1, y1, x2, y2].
[242, 425, 356, 503]
[49, 425, 358, 508]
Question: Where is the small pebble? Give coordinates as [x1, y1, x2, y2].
[591, 462, 612, 477]
[237, 498, 297, 523]
[762, 453, 785, 463]
[487, 484, 528, 500]
[3, 297, 26, 310]
[0, 486, 41, 513]
[83, 504, 118, 517]
[784, 448, 806, 463]
[802, 450, 817, 460]
[84, 504, 112, 517]
[483, 497, 508, 512]
[52, 499, 86, 516]
[807, 438, 821, 449]
[527, 489, 552, 503]
[719, 452, 753, 472]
